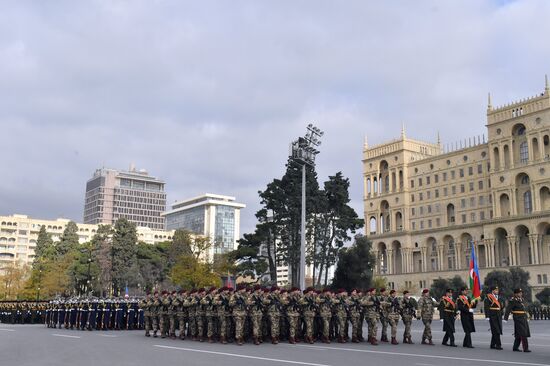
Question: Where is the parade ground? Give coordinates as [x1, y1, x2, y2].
[1, 320, 549, 366]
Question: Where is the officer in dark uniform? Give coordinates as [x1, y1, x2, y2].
[504, 288, 531, 352]
[457, 287, 477, 348]
[484, 286, 503, 350]
[439, 288, 457, 347]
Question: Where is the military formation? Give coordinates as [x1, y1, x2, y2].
[40, 297, 142, 330]
[1, 284, 546, 353]
[0, 301, 47, 324]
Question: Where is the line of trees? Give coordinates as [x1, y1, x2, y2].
[1, 219, 234, 300]
[231, 154, 362, 287]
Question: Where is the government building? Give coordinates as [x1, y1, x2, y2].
[83, 166, 166, 230]
[363, 78, 550, 297]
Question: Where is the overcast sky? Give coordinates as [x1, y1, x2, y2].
[1, 0, 549, 235]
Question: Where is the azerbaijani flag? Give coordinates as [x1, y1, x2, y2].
[469, 241, 482, 299]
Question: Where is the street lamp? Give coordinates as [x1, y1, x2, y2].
[289, 123, 323, 290]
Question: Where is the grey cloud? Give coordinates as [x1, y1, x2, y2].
[1, 0, 549, 234]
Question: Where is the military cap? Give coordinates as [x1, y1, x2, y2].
[390, 289, 396, 294]
[460, 287, 468, 292]
[209, 286, 217, 292]
[403, 290, 409, 295]
[263, 288, 270, 293]
[161, 290, 168, 295]
[171, 290, 177, 295]
[253, 285, 262, 291]
[368, 288, 376, 293]
[337, 288, 347, 294]
[271, 285, 280, 292]
[154, 291, 159, 295]
[290, 287, 300, 292]
[306, 286, 315, 293]
[422, 288, 429, 294]
[490, 285, 499, 291]
[322, 288, 331, 293]
[514, 288, 523, 294]
[445, 288, 453, 293]
[380, 288, 387, 293]
[280, 289, 288, 294]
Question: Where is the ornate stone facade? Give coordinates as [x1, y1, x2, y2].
[363, 78, 550, 297]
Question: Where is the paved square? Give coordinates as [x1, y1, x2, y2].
[2, 320, 549, 366]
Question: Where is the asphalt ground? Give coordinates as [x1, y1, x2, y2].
[1, 320, 549, 366]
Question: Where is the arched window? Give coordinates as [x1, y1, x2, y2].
[447, 204, 455, 224]
[520, 141, 529, 163]
[524, 191, 532, 214]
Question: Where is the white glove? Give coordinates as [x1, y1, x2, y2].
[469, 309, 474, 313]
[432, 297, 437, 302]
[503, 320, 508, 323]
[485, 318, 490, 321]
[440, 319, 444, 322]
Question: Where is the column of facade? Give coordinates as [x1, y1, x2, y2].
[528, 234, 540, 265]
[510, 189, 518, 216]
[499, 143, 505, 170]
[387, 249, 394, 275]
[400, 250, 406, 274]
[420, 247, 427, 272]
[486, 239, 495, 267]
[532, 183, 539, 212]
[527, 134, 535, 163]
[509, 139, 515, 169]
[388, 170, 393, 194]
[539, 132, 545, 160]
[438, 245, 445, 271]
[507, 236, 517, 266]
[374, 250, 380, 274]
[377, 169, 381, 196]
[455, 242, 462, 270]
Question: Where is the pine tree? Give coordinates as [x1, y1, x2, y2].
[111, 218, 138, 295]
[34, 225, 53, 263]
[56, 221, 80, 257]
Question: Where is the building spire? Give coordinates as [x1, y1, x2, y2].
[364, 134, 369, 149]
[437, 131, 441, 146]
[545, 74, 549, 95]
[487, 92, 492, 111]
[401, 123, 406, 139]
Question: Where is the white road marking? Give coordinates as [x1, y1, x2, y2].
[51, 333, 81, 339]
[415, 363, 436, 366]
[154, 344, 333, 366]
[97, 334, 118, 338]
[0, 329, 15, 332]
[281, 344, 550, 366]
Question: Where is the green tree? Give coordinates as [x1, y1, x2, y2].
[535, 288, 550, 305]
[92, 225, 114, 296]
[33, 225, 54, 263]
[168, 230, 193, 267]
[259, 159, 320, 287]
[136, 241, 170, 292]
[68, 242, 100, 295]
[331, 235, 374, 291]
[111, 218, 138, 295]
[430, 275, 467, 300]
[56, 221, 79, 257]
[484, 268, 531, 300]
[311, 172, 362, 287]
[170, 255, 221, 289]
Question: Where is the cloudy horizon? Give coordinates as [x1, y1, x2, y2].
[1, 0, 549, 236]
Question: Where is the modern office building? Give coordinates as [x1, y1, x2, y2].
[83, 166, 166, 230]
[363, 78, 550, 297]
[0, 214, 174, 268]
[163, 193, 245, 260]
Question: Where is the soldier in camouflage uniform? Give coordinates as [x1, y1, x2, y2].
[176, 290, 188, 340]
[168, 291, 178, 339]
[400, 290, 416, 344]
[264, 286, 282, 344]
[159, 291, 171, 338]
[318, 289, 333, 343]
[361, 288, 380, 345]
[215, 287, 230, 344]
[417, 288, 437, 345]
[187, 289, 198, 340]
[151, 291, 161, 338]
[333, 289, 349, 343]
[195, 288, 207, 342]
[140, 293, 152, 337]
[378, 288, 390, 343]
[348, 289, 362, 343]
[300, 287, 317, 344]
[248, 285, 264, 345]
[387, 289, 401, 345]
[202, 287, 218, 343]
[284, 287, 302, 344]
[230, 285, 248, 345]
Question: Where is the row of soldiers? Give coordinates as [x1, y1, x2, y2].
[43, 297, 143, 331]
[139, 285, 419, 345]
[529, 304, 550, 320]
[0, 301, 48, 324]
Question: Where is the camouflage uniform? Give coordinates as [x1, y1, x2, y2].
[417, 292, 437, 344]
[300, 290, 317, 343]
[399, 293, 416, 344]
[318, 292, 333, 342]
[195, 291, 206, 341]
[264, 290, 282, 344]
[140, 296, 151, 337]
[169, 293, 180, 338]
[151, 294, 161, 337]
[333, 291, 349, 342]
[230, 289, 248, 345]
[347, 292, 362, 342]
[202, 289, 218, 342]
[284, 290, 302, 344]
[215, 290, 230, 343]
[361, 291, 380, 345]
[248, 289, 265, 345]
[159, 293, 171, 338]
[379, 292, 390, 342]
[176, 292, 188, 340]
[387, 292, 401, 344]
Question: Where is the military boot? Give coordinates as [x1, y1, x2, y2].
[391, 337, 398, 345]
[408, 336, 414, 344]
[381, 335, 389, 343]
[289, 337, 296, 345]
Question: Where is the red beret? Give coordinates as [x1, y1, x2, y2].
[422, 289, 429, 294]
